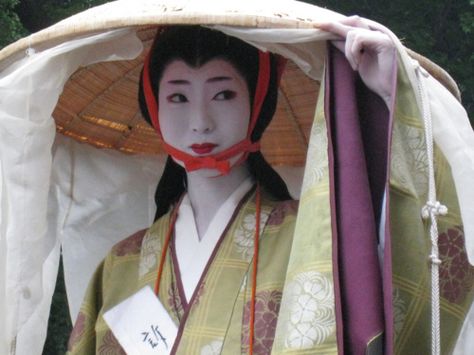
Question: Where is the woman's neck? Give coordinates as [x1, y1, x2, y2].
[186, 165, 251, 239]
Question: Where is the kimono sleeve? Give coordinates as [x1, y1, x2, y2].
[66, 255, 111, 354]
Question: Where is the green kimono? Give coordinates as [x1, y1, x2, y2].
[67, 189, 298, 354]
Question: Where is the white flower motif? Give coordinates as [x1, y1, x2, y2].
[284, 271, 335, 349]
[301, 118, 328, 195]
[392, 288, 407, 338]
[138, 231, 161, 277]
[234, 211, 269, 261]
[390, 122, 428, 198]
[200, 339, 223, 355]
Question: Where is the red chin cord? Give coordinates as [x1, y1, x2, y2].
[163, 139, 260, 175]
[142, 46, 271, 174]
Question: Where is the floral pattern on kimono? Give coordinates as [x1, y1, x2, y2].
[438, 226, 474, 304]
[67, 190, 298, 355]
[241, 290, 282, 354]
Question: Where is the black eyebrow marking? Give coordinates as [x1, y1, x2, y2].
[206, 76, 232, 83]
[166, 76, 233, 85]
[167, 79, 190, 85]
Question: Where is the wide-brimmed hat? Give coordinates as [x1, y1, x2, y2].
[0, 0, 459, 167]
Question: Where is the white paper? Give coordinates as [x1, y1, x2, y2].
[103, 286, 178, 355]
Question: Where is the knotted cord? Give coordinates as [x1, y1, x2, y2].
[415, 61, 448, 355]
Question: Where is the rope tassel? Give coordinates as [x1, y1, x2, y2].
[415, 60, 447, 355]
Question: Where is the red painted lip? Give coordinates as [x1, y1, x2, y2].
[190, 143, 218, 154]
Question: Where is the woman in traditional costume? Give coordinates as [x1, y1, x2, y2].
[1, 1, 473, 353]
[66, 22, 409, 355]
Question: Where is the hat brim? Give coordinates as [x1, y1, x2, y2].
[0, 0, 459, 166]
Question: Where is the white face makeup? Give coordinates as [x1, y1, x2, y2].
[158, 59, 251, 161]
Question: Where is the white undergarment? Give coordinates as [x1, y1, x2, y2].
[174, 178, 254, 301]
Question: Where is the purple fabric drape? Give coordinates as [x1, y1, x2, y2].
[326, 45, 389, 354]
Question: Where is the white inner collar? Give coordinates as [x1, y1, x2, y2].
[174, 177, 254, 301]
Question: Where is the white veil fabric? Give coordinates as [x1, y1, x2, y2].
[0, 20, 473, 355]
[0, 28, 158, 354]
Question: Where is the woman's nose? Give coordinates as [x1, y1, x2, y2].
[190, 104, 214, 133]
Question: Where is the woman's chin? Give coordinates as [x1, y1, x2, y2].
[188, 168, 223, 179]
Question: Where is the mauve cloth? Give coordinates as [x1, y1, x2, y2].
[327, 45, 388, 354]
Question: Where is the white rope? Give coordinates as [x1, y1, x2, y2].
[415, 61, 448, 355]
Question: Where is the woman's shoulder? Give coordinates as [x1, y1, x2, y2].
[108, 211, 171, 258]
[109, 229, 148, 257]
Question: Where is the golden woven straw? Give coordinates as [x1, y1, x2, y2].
[0, 0, 460, 166]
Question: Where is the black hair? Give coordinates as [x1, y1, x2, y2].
[138, 26, 292, 220]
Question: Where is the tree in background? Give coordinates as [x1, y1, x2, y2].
[0, 0, 28, 46]
[0, 0, 106, 49]
[14, 0, 109, 32]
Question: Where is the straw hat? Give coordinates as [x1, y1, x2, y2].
[0, 0, 460, 167]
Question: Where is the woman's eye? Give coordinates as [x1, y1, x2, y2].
[213, 90, 236, 101]
[167, 93, 188, 103]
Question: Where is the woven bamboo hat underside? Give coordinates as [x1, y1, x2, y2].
[0, 0, 460, 166]
[53, 27, 318, 166]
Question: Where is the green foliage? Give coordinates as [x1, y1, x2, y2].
[461, 11, 474, 33]
[41, 0, 110, 26]
[42, 258, 72, 355]
[0, 0, 28, 48]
